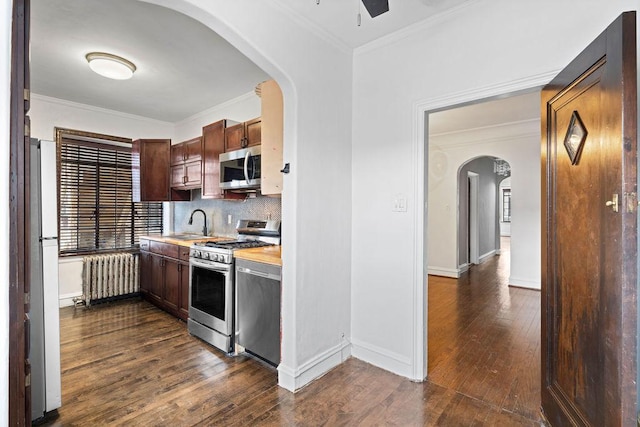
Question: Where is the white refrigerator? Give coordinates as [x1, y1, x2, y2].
[29, 138, 62, 420]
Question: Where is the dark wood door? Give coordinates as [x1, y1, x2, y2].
[10, 0, 31, 424]
[541, 12, 637, 426]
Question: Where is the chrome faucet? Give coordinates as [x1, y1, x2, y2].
[188, 209, 208, 236]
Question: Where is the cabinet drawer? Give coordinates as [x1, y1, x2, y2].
[179, 246, 191, 262]
[140, 239, 150, 252]
[150, 241, 180, 259]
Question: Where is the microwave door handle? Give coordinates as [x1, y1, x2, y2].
[243, 151, 250, 182]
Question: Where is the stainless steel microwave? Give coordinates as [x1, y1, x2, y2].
[219, 146, 261, 192]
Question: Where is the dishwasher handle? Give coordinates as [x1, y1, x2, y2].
[237, 266, 281, 281]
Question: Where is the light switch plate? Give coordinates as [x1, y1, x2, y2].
[393, 196, 407, 212]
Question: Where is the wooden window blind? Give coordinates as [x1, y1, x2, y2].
[58, 138, 162, 255]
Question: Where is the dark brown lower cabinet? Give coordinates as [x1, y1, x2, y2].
[179, 260, 190, 320]
[139, 240, 190, 321]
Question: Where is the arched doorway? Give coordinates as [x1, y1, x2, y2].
[456, 156, 511, 272]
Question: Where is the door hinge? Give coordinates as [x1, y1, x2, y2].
[24, 116, 30, 138]
[23, 88, 30, 102]
[24, 372, 31, 388]
[24, 292, 30, 305]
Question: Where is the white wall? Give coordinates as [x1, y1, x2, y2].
[1, 0, 11, 423]
[351, 0, 638, 380]
[140, 0, 355, 390]
[30, 94, 175, 141]
[428, 121, 540, 288]
[173, 91, 260, 141]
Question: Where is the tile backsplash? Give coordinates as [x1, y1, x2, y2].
[173, 190, 282, 238]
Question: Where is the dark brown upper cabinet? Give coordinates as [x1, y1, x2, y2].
[170, 136, 202, 190]
[202, 120, 244, 200]
[224, 117, 261, 151]
[132, 139, 190, 202]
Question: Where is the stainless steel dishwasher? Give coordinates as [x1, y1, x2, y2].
[235, 259, 281, 366]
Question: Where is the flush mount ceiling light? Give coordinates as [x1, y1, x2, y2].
[85, 52, 136, 80]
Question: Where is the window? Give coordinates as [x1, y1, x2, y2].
[57, 129, 163, 255]
[502, 188, 511, 223]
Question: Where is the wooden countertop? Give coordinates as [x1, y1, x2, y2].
[140, 234, 233, 248]
[234, 246, 282, 266]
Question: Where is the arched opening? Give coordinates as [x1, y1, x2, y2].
[456, 155, 511, 272]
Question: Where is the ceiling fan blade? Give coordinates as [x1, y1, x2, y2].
[361, 0, 389, 18]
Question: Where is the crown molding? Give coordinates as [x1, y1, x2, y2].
[431, 128, 540, 150]
[31, 93, 173, 126]
[430, 118, 539, 139]
[355, 0, 481, 56]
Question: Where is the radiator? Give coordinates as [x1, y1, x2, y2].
[81, 253, 139, 306]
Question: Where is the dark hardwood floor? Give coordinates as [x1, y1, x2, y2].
[44, 240, 541, 426]
[428, 238, 541, 423]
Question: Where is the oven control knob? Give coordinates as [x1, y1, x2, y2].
[192, 250, 200, 258]
[203, 252, 210, 260]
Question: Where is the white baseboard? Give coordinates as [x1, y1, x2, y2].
[351, 338, 413, 379]
[479, 250, 497, 264]
[278, 340, 351, 392]
[59, 291, 82, 308]
[427, 266, 459, 278]
[508, 276, 541, 290]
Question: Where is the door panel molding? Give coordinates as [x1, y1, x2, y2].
[541, 11, 637, 426]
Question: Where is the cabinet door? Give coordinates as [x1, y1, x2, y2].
[184, 137, 202, 162]
[163, 258, 180, 315]
[170, 164, 185, 188]
[224, 122, 245, 151]
[139, 251, 152, 296]
[132, 139, 171, 202]
[149, 253, 164, 305]
[170, 143, 184, 166]
[244, 118, 262, 148]
[183, 160, 202, 189]
[202, 120, 226, 198]
[178, 261, 190, 321]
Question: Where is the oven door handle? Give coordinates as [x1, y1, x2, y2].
[190, 258, 231, 272]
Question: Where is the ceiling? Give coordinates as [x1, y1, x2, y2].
[273, 0, 472, 49]
[31, 0, 270, 122]
[429, 91, 541, 136]
[31, 0, 533, 128]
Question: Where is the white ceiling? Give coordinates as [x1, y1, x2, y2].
[274, 0, 472, 48]
[31, 0, 535, 129]
[31, 0, 270, 122]
[429, 91, 541, 135]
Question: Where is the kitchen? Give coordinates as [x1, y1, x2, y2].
[28, 0, 287, 421]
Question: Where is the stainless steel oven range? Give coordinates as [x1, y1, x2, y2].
[187, 219, 280, 352]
